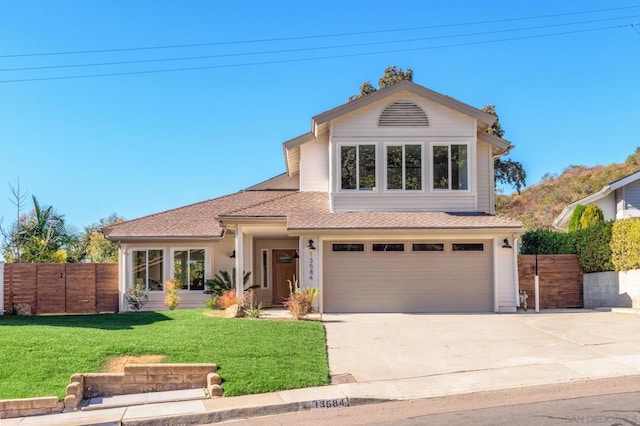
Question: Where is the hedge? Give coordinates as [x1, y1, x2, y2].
[520, 222, 614, 273]
[611, 218, 640, 271]
[574, 221, 613, 273]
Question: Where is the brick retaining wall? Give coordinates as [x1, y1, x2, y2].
[0, 363, 222, 419]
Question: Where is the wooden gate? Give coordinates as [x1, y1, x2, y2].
[518, 255, 583, 309]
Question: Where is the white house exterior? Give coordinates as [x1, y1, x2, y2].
[104, 81, 523, 313]
[553, 170, 640, 230]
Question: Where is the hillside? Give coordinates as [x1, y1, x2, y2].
[497, 147, 640, 230]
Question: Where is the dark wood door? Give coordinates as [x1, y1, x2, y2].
[272, 249, 297, 304]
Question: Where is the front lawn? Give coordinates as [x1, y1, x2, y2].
[0, 309, 328, 399]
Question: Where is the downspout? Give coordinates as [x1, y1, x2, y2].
[513, 235, 520, 309]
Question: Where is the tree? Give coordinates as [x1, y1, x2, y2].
[580, 204, 604, 229]
[482, 105, 527, 194]
[349, 66, 413, 101]
[79, 214, 124, 263]
[2, 195, 75, 263]
[568, 204, 587, 232]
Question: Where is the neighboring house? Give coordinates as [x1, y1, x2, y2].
[103, 80, 523, 313]
[553, 170, 640, 230]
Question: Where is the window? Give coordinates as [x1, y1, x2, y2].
[332, 243, 365, 252]
[173, 249, 205, 291]
[261, 249, 268, 288]
[412, 243, 444, 252]
[452, 243, 484, 252]
[432, 144, 468, 191]
[341, 144, 376, 190]
[372, 243, 405, 252]
[132, 249, 164, 291]
[386, 144, 422, 191]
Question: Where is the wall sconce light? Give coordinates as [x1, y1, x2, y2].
[293, 251, 300, 259]
[230, 250, 236, 258]
[502, 238, 512, 249]
[306, 239, 316, 250]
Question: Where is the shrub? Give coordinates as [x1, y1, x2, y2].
[611, 218, 640, 271]
[219, 289, 240, 309]
[574, 221, 614, 272]
[284, 278, 320, 320]
[126, 283, 148, 312]
[580, 204, 604, 229]
[164, 279, 181, 310]
[204, 294, 219, 310]
[568, 204, 586, 232]
[204, 269, 253, 296]
[242, 289, 263, 319]
[520, 229, 576, 255]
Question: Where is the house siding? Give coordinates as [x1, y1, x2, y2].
[622, 179, 640, 217]
[332, 192, 476, 212]
[477, 141, 492, 214]
[299, 138, 330, 192]
[331, 92, 475, 138]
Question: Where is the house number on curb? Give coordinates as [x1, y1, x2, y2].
[309, 398, 349, 409]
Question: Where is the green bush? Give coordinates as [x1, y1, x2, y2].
[520, 229, 576, 255]
[611, 218, 640, 271]
[568, 204, 586, 232]
[574, 221, 614, 272]
[580, 204, 605, 229]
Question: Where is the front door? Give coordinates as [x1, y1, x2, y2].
[272, 249, 297, 304]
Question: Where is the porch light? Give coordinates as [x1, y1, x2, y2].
[293, 251, 300, 259]
[230, 250, 236, 258]
[502, 238, 512, 249]
[306, 239, 316, 250]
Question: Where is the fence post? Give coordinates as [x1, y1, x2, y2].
[0, 262, 4, 316]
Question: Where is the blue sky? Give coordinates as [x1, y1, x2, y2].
[1, 1, 639, 239]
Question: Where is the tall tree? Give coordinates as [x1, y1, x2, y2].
[349, 66, 413, 101]
[482, 105, 527, 194]
[2, 195, 75, 263]
[80, 214, 124, 263]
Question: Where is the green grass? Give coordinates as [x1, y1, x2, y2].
[0, 309, 329, 399]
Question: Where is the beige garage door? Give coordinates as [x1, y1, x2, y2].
[323, 241, 493, 313]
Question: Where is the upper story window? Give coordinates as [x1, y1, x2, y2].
[386, 144, 422, 191]
[432, 144, 468, 191]
[341, 144, 376, 191]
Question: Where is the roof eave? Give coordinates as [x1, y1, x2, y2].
[312, 81, 497, 130]
[106, 235, 224, 242]
[287, 226, 524, 233]
[553, 185, 613, 230]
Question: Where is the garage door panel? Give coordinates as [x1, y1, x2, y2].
[323, 240, 493, 313]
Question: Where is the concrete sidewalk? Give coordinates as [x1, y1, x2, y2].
[5, 309, 640, 425]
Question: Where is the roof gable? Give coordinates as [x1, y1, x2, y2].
[553, 169, 640, 229]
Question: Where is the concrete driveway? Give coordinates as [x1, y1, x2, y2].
[323, 311, 640, 399]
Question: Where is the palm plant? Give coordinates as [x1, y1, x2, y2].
[204, 268, 255, 296]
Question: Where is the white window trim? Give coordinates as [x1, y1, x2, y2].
[169, 247, 209, 292]
[383, 142, 425, 192]
[131, 248, 165, 292]
[336, 142, 378, 192]
[429, 142, 471, 193]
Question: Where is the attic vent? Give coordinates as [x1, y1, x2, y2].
[378, 101, 429, 127]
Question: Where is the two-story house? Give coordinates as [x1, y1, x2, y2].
[104, 80, 523, 313]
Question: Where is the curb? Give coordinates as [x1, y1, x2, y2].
[121, 397, 392, 426]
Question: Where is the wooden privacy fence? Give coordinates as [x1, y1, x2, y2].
[3, 263, 118, 314]
[518, 255, 583, 309]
